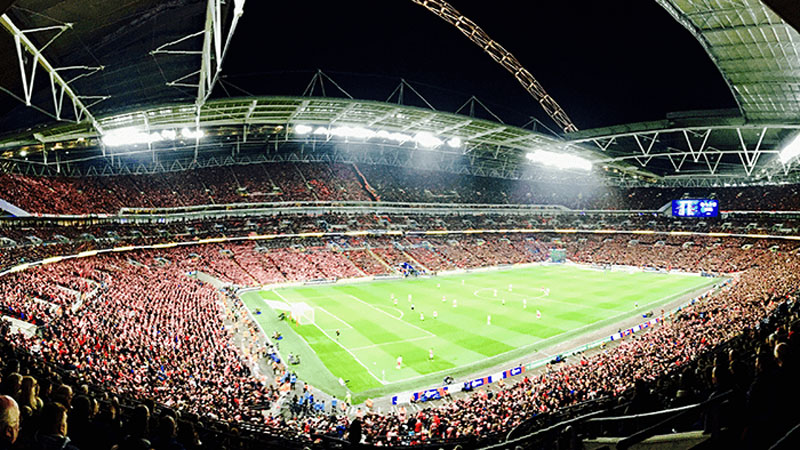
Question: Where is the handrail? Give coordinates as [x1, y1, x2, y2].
[614, 390, 732, 450]
[583, 402, 699, 423]
[478, 409, 609, 450]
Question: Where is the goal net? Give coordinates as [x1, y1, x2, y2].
[550, 248, 566, 263]
[290, 302, 315, 325]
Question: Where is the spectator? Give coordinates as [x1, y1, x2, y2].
[20, 376, 44, 414]
[0, 395, 20, 450]
[151, 416, 184, 450]
[31, 402, 79, 450]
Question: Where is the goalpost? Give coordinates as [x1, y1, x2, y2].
[290, 302, 315, 325]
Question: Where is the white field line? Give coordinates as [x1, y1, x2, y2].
[272, 290, 385, 385]
[344, 294, 434, 337]
[390, 282, 714, 386]
[317, 306, 354, 329]
[373, 304, 404, 319]
[472, 287, 621, 314]
[350, 335, 436, 351]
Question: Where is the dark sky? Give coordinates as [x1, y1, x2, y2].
[0, 0, 739, 135]
[221, 0, 738, 132]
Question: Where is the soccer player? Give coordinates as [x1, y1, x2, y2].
[408, 294, 412, 302]
[411, 303, 415, 311]
[442, 295, 446, 302]
[437, 283, 440, 288]
[396, 355, 402, 369]
[393, 298, 398, 306]
[487, 314, 491, 325]
[420, 312, 424, 321]
[433, 310, 438, 319]
[523, 298, 527, 309]
[461, 279, 465, 285]
[452, 299, 457, 308]
[336, 329, 340, 339]
[634, 302, 639, 308]
[429, 348, 434, 361]
[502, 298, 506, 306]
[493, 289, 497, 297]
[508, 284, 513, 292]
[536, 310, 541, 319]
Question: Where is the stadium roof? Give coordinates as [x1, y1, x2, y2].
[657, 0, 800, 122]
[0, 96, 628, 183]
[0, 0, 799, 185]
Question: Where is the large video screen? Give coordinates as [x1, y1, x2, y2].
[672, 199, 719, 218]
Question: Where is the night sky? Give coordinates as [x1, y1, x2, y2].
[221, 0, 738, 132]
[0, 0, 739, 134]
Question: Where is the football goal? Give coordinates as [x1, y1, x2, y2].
[290, 302, 315, 325]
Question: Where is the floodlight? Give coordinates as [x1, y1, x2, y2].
[377, 130, 411, 142]
[778, 134, 800, 164]
[102, 127, 162, 147]
[183, 128, 204, 139]
[447, 137, 462, 148]
[331, 126, 375, 139]
[160, 129, 177, 140]
[19, 150, 27, 157]
[294, 124, 313, 135]
[313, 127, 328, 135]
[526, 150, 592, 171]
[414, 132, 443, 148]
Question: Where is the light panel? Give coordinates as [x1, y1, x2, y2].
[526, 150, 592, 171]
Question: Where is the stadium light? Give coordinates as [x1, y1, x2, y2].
[778, 134, 800, 164]
[102, 127, 164, 147]
[447, 137, 462, 148]
[294, 124, 313, 135]
[526, 150, 592, 171]
[331, 126, 376, 139]
[180, 128, 205, 139]
[376, 130, 411, 142]
[293, 123, 452, 147]
[414, 132, 443, 148]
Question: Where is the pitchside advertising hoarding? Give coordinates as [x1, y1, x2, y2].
[672, 199, 719, 218]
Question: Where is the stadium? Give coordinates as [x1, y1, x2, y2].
[0, 1, 799, 449]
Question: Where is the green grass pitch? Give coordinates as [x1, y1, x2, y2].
[239, 265, 718, 402]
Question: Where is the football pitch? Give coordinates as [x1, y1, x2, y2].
[239, 265, 718, 402]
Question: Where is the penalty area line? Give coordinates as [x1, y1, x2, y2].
[345, 294, 434, 337]
[350, 335, 436, 351]
[317, 306, 354, 329]
[272, 290, 385, 385]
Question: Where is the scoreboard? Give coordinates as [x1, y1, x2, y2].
[672, 199, 719, 218]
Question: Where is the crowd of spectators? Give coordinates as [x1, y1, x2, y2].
[0, 163, 375, 215]
[0, 231, 799, 447]
[4, 163, 800, 215]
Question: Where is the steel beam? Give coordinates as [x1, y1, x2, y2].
[0, 14, 104, 133]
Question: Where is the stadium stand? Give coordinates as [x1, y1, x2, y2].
[2, 221, 799, 448]
[5, 164, 800, 215]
